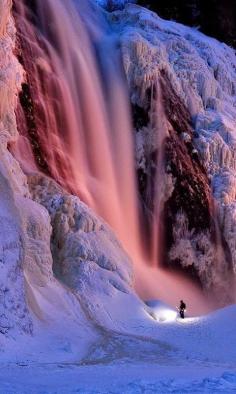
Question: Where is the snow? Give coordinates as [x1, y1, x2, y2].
[95, 0, 136, 10]
[146, 300, 178, 322]
[0, 364, 235, 393]
[0, 303, 235, 392]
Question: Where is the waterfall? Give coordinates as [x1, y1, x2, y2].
[151, 80, 169, 265]
[12, 0, 211, 312]
[13, 0, 143, 255]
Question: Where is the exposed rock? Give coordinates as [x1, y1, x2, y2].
[13, 4, 53, 175]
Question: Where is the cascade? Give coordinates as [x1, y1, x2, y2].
[12, 0, 212, 313]
[151, 80, 169, 264]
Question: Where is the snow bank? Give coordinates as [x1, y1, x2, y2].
[28, 174, 152, 334]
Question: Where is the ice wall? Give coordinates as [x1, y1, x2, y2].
[112, 4, 236, 298]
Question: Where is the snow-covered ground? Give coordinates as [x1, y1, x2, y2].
[0, 363, 235, 393]
[0, 302, 235, 393]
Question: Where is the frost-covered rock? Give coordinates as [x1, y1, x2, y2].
[0, 0, 32, 335]
[28, 174, 149, 331]
[96, 0, 136, 11]
[109, 4, 236, 294]
[137, 0, 236, 48]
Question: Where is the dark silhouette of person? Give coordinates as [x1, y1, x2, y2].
[179, 300, 186, 319]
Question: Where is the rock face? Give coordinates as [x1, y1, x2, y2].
[0, 0, 32, 335]
[111, 4, 236, 295]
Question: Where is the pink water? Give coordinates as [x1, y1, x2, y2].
[14, 0, 213, 314]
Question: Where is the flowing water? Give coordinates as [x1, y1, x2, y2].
[13, 0, 212, 313]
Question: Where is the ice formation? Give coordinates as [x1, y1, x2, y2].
[110, 3, 236, 296]
[0, 0, 31, 335]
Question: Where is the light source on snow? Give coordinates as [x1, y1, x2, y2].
[154, 308, 177, 322]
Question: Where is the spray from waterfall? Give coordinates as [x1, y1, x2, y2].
[151, 81, 169, 264]
[13, 0, 212, 313]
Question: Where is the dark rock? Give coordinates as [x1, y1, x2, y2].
[137, 0, 236, 47]
[131, 103, 150, 129]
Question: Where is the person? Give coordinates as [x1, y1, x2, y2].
[179, 300, 186, 319]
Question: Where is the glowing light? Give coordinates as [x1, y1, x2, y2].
[154, 308, 178, 322]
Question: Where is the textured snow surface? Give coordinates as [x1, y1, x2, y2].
[0, 365, 235, 393]
[28, 174, 150, 334]
[0, 304, 235, 393]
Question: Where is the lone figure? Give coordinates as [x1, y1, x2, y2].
[179, 300, 186, 319]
